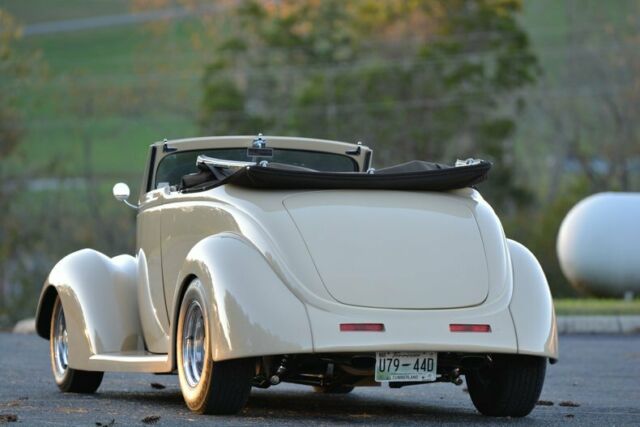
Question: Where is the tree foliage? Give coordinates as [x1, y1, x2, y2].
[199, 0, 539, 210]
[538, 0, 640, 195]
[0, 9, 31, 157]
[0, 9, 47, 323]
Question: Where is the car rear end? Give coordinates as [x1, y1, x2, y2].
[231, 185, 551, 417]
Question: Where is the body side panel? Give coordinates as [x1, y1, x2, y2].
[172, 234, 313, 362]
[160, 201, 241, 313]
[136, 197, 171, 353]
[157, 187, 340, 318]
[136, 249, 170, 353]
[39, 250, 145, 369]
[508, 239, 559, 359]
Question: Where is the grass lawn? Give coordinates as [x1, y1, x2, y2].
[554, 298, 640, 316]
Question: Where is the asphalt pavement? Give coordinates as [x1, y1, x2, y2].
[1, 334, 638, 426]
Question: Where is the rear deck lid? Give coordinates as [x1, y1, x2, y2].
[284, 191, 489, 309]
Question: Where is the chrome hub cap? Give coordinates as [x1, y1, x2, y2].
[182, 301, 205, 388]
[53, 304, 69, 377]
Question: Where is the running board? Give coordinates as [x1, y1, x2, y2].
[88, 352, 171, 373]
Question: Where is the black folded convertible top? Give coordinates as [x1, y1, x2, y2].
[182, 159, 491, 193]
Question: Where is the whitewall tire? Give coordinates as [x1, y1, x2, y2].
[176, 278, 253, 414]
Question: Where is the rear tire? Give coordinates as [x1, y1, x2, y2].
[49, 296, 103, 393]
[466, 355, 546, 417]
[313, 384, 355, 394]
[177, 279, 253, 414]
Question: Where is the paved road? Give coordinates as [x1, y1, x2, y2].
[1, 334, 638, 426]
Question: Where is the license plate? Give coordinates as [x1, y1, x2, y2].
[375, 352, 438, 382]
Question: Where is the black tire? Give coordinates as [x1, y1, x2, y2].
[177, 279, 253, 414]
[313, 384, 355, 394]
[466, 355, 546, 417]
[49, 296, 103, 393]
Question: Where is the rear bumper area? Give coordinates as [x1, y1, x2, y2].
[305, 304, 518, 355]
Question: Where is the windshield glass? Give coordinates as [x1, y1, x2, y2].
[155, 148, 358, 188]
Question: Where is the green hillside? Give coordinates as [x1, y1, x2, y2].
[1, 0, 205, 179]
[2, 0, 635, 180]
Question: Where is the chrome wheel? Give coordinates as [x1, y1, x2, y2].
[177, 280, 252, 414]
[52, 301, 69, 378]
[48, 295, 103, 393]
[182, 300, 206, 388]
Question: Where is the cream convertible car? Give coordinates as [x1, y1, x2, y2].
[35, 135, 557, 417]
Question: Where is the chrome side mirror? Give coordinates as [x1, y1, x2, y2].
[112, 183, 138, 209]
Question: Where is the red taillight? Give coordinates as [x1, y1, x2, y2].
[449, 324, 492, 333]
[340, 323, 385, 332]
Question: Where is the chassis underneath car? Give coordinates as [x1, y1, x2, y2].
[254, 352, 490, 389]
[252, 351, 546, 417]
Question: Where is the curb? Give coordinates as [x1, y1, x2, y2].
[12, 316, 640, 335]
[13, 318, 36, 334]
[556, 315, 640, 334]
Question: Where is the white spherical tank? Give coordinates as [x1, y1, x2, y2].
[557, 192, 640, 296]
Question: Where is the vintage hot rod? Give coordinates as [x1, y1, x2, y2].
[35, 135, 557, 416]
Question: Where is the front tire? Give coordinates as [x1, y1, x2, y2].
[177, 278, 253, 415]
[49, 296, 103, 393]
[466, 355, 546, 417]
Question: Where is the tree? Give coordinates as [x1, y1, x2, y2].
[0, 10, 29, 157]
[0, 9, 43, 322]
[199, 0, 539, 211]
[531, 0, 640, 203]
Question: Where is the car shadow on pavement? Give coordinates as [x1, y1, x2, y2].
[93, 389, 185, 407]
[245, 389, 484, 422]
[91, 387, 531, 424]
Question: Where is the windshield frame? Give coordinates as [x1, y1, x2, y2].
[153, 147, 360, 190]
[140, 136, 373, 199]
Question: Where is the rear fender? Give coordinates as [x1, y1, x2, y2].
[508, 240, 559, 361]
[35, 249, 144, 370]
[171, 233, 313, 365]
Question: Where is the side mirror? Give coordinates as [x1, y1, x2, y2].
[112, 183, 138, 209]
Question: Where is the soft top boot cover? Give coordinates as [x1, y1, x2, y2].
[182, 159, 491, 192]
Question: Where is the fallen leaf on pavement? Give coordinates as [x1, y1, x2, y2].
[142, 415, 161, 424]
[56, 407, 88, 414]
[0, 414, 18, 423]
[348, 413, 372, 418]
[0, 402, 19, 408]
